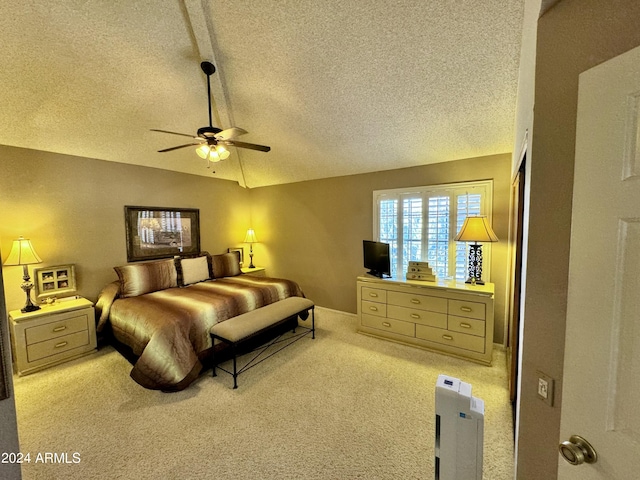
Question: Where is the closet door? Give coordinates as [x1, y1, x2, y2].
[507, 162, 525, 404]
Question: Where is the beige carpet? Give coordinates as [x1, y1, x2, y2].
[12, 308, 514, 479]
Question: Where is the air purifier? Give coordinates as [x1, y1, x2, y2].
[435, 374, 484, 479]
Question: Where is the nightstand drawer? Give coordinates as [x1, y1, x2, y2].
[362, 314, 415, 337]
[27, 330, 90, 362]
[416, 325, 485, 353]
[447, 315, 485, 337]
[25, 312, 89, 345]
[387, 291, 447, 313]
[448, 299, 485, 320]
[361, 287, 387, 303]
[361, 300, 387, 317]
[387, 305, 447, 328]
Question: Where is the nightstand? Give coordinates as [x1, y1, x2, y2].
[241, 267, 266, 277]
[9, 297, 97, 376]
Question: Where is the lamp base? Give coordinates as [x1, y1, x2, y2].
[21, 303, 41, 313]
[247, 245, 255, 269]
[465, 243, 485, 286]
[20, 273, 40, 313]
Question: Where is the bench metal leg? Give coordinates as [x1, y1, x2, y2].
[212, 340, 217, 377]
[308, 306, 315, 339]
[232, 344, 238, 389]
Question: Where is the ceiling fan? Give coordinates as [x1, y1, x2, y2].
[151, 61, 270, 166]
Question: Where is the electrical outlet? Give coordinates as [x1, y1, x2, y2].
[536, 371, 554, 406]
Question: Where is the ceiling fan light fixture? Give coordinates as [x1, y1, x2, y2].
[216, 145, 230, 160]
[196, 144, 210, 159]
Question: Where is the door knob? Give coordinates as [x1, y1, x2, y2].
[558, 435, 597, 466]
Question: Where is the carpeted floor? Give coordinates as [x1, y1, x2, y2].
[12, 307, 514, 479]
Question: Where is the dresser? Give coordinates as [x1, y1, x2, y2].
[9, 297, 97, 375]
[357, 276, 494, 365]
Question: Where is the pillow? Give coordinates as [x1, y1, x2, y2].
[211, 252, 241, 278]
[114, 258, 178, 298]
[180, 256, 211, 286]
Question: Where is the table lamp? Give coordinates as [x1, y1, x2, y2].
[3, 236, 43, 312]
[454, 216, 498, 285]
[243, 229, 258, 268]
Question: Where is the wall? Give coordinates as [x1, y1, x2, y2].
[0, 145, 251, 312]
[249, 153, 512, 344]
[515, 0, 640, 478]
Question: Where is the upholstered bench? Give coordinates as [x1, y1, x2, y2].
[210, 297, 315, 388]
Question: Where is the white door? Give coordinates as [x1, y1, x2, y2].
[559, 44, 640, 478]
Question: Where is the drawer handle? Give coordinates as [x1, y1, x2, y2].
[53, 325, 67, 332]
[54, 341, 68, 349]
[460, 306, 473, 312]
[442, 335, 454, 341]
[369, 306, 378, 312]
[410, 313, 421, 319]
[460, 323, 472, 329]
[411, 299, 421, 304]
[369, 292, 379, 298]
[382, 322, 391, 328]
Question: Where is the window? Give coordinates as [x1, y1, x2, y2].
[373, 181, 493, 281]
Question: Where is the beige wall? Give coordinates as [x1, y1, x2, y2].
[0, 145, 251, 312]
[249, 153, 512, 344]
[515, 0, 640, 478]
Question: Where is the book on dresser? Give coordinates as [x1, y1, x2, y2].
[406, 261, 436, 281]
[356, 275, 495, 365]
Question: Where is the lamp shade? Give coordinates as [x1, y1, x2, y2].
[454, 216, 499, 243]
[243, 229, 258, 244]
[3, 236, 43, 266]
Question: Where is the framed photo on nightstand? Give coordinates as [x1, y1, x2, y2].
[33, 264, 77, 301]
[228, 247, 244, 266]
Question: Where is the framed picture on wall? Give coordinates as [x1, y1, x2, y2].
[34, 264, 77, 301]
[125, 206, 201, 262]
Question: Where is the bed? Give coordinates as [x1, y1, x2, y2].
[95, 253, 304, 391]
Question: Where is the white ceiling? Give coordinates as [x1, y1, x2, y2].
[0, 1, 524, 188]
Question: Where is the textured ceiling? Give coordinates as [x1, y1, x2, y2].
[0, 1, 524, 188]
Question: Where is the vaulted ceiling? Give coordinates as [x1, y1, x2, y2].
[0, 1, 524, 188]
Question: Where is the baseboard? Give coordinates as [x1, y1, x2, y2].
[314, 305, 357, 318]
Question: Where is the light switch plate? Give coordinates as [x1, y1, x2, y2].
[536, 370, 554, 406]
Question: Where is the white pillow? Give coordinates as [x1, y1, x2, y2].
[181, 256, 210, 285]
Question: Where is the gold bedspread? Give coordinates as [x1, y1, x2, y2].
[96, 275, 304, 391]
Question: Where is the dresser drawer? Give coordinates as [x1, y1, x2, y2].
[387, 291, 447, 313]
[361, 286, 387, 303]
[416, 325, 485, 353]
[361, 314, 415, 337]
[27, 330, 90, 362]
[447, 315, 485, 337]
[25, 312, 89, 345]
[361, 300, 387, 317]
[387, 305, 447, 328]
[448, 299, 486, 320]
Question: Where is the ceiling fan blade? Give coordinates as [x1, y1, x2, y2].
[151, 129, 197, 139]
[226, 140, 271, 152]
[158, 143, 200, 153]
[215, 127, 248, 141]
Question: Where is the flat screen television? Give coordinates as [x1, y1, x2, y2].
[363, 240, 391, 278]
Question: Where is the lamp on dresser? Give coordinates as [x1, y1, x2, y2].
[3, 236, 43, 312]
[244, 228, 258, 269]
[454, 216, 498, 285]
